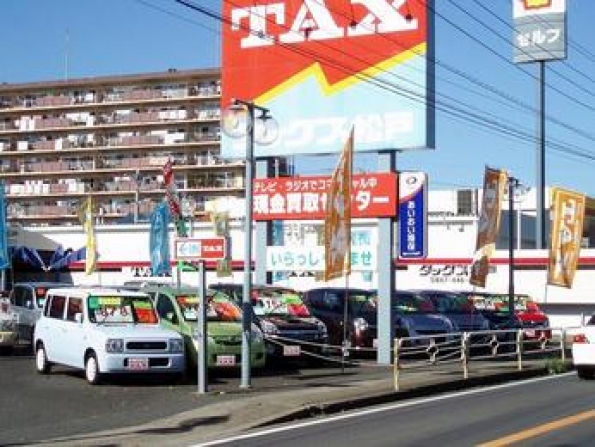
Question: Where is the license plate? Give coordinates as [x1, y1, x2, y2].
[525, 329, 536, 338]
[127, 358, 149, 371]
[283, 345, 301, 356]
[373, 338, 378, 348]
[216, 355, 236, 366]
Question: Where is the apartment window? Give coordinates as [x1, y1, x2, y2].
[457, 189, 476, 216]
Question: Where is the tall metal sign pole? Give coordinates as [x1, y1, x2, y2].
[221, 99, 278, 389]
[174, 237, 227, 394]
[512, 0, 567, 249]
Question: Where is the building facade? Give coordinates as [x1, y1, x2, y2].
[0, 69, 249, 226]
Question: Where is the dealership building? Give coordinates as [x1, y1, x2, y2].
[1, 68, 594, 329]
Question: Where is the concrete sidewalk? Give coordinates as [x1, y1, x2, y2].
[31, 356, 567, 447]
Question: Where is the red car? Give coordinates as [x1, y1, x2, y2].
[465, 292, 551, 341]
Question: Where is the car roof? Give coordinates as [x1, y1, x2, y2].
[46, 287, 150, 297]
[13, 282, 73, 288]
[304, 287, 371, 293]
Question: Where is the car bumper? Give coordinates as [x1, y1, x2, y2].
[100, 353, 186, 374]
[0, 330, 17, 347]
[188, 340, 266, 368]
[572, 343, 595, 366]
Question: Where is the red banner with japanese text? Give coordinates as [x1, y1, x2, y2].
[253, 172, 397, 220]
[548, 187, 585, 288]
[469, 167, 508, 288]
[325, 128, 354, 281]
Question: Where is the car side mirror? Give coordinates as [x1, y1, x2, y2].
[74, 312, 83, 323]
[166, 311, 178, 325]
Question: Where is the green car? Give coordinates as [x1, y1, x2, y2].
[142, 286, 266, 370]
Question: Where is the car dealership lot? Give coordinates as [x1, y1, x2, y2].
[0, 348, 381, 445]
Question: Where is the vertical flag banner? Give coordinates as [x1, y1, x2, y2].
[77, 196, 97, 275]
[149, 202, 171, 276]
[0, 183, 9, 270]
[548, 187, 585, 288]
[513, 0, 567, 63]
[470, 168, 508, 287]
[324, 127, 354, 281]
[221, 0, 434, 157]
[163, 159, 187, 237]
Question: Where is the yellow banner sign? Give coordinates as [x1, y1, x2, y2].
[548, 187, 585, 288]
[324, 128, 354, 281]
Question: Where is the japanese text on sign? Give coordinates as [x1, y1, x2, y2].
[267, 246, 376, 272]
[253, 172, 397, 220]
[175, 238, 226, 260]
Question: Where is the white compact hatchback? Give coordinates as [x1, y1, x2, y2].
[572, 314, 595, 379]
[34, 287, 185, 384]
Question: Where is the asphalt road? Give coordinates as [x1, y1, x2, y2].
[209, 373, 595, 447]
[0, 349, 379, 446]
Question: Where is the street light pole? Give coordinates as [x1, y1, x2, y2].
[222, 98, 277, 389]
[508, 176, 520, 323]
[240, 100, 255, 389]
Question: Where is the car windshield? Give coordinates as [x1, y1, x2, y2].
[175, 291, 242, 323]
[349, 293, 377, 316]
[88, 295, 158, 324]
[430, 293, 476, 314]
[35, 287, 50, 309]
[251, 290, 311, 317]
[393, 293, 436, 314]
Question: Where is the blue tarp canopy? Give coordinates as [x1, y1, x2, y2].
[10, 245, 86, 271]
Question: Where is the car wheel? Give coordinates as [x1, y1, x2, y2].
[85, 353, 102, 385]
[576, 367, 593, 380]
[35, 343, 51, 374]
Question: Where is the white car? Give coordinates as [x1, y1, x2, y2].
[34, 287, 185, 384]
[571, 315, 595, 379]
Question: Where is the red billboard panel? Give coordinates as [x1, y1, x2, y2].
[221, 0, 434, 157]
[253, 172, 397, 220]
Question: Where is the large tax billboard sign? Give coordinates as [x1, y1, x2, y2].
[221, 0, 435, 157]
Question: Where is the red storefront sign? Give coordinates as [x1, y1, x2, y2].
[253, 172, 397, 220]
[174, 238, 227, 260]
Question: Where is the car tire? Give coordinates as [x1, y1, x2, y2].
[576, 367, 593, 380]
[85, 353, 102, 385]
[35, 343, 51, 374]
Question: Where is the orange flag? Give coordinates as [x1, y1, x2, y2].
[548, 187, 585, 288]
[324, 127, 354, 281]
[469, 167, 507, 287]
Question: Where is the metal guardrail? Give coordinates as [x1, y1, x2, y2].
[392, 326, 574, 391]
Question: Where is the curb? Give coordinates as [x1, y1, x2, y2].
[258, 366, 553, 427]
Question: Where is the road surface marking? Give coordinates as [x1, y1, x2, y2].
[192, 373, 572, 447]
[478, 408, 595, 447]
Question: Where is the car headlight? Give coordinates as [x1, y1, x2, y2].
[353, 317, 369, 332]
[261, 319, 278, 335]
[105, 338, 124, 353]
[316, 320, 328, 337]
[251, 327, 264, 343]
[170, 338, 184, 353]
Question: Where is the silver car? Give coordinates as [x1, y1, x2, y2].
[393, 291, 458, 343]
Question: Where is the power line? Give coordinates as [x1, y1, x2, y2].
[167, 0, 595, 168]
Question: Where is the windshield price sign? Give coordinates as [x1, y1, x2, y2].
[175, 238, 226, 261]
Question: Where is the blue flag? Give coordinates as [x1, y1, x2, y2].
[149, 202, 171, 275]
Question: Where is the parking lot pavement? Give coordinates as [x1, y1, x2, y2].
[25, 357, 562, 447]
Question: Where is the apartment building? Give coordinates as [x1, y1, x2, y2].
[0, 68, 248, 226]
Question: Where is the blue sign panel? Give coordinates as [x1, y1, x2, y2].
[399, 172, 428, 259]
